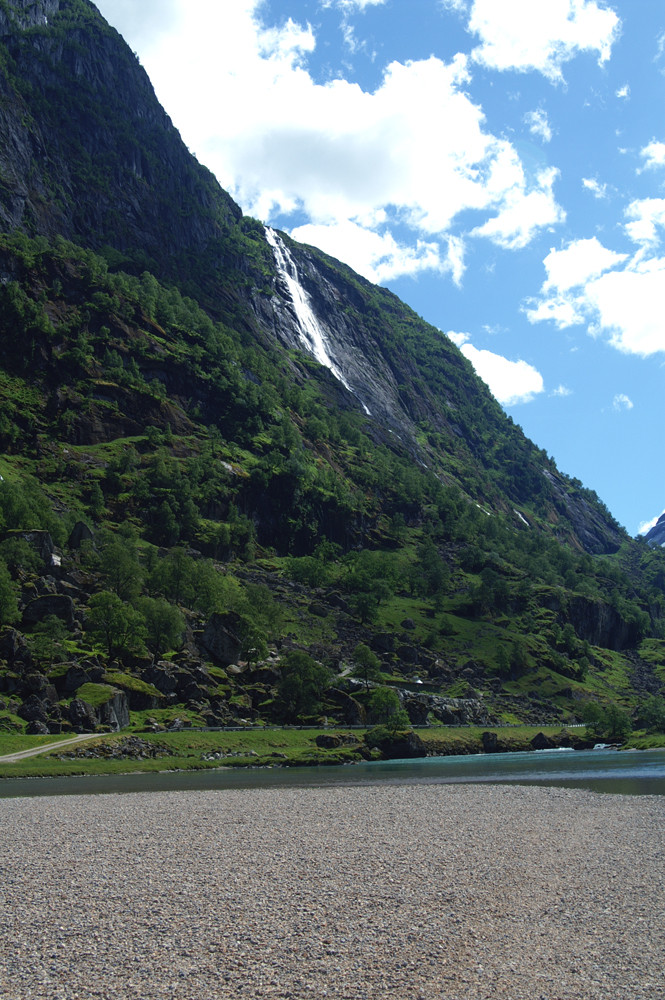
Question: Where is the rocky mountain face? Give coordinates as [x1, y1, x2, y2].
[0, 0, 664, 737]
[0, 0, 624, 549]
[0, 0, 241, 269]
[645, 515, 665, 548]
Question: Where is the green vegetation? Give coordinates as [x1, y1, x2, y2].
[1, 2, 663, 751]
[581, 701, 633, 742]
[0, 724, 592, 779]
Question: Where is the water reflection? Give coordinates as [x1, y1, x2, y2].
[1, 748, 665, 799]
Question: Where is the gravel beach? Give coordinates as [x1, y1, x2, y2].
[1, 782, 664, 1000]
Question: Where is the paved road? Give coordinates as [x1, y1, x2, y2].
[0, 734, 105, 764]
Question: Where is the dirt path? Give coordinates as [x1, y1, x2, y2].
[0, 733, 105, 764]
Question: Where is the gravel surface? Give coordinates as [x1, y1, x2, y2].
[1, 783, 664, 999]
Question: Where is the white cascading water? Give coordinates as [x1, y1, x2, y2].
[265, 227, 362, 404]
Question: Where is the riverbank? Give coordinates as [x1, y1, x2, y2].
[1, 782, 664, 999]
[0, 725, 607, 780]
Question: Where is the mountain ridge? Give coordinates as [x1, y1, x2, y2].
[0, 0, 664, 741]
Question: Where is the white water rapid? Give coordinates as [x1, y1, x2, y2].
[265, 227, 370, 414]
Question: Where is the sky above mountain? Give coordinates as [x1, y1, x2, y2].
[94, 0, 665, 535]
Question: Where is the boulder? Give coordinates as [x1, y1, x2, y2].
[324, 591, 350, 613]
[26, 720, 50, 735]
[23, 595, 75, 628]
[17, 695, 49, 724]
[403, 697, 430, 727]
[196, 613, 242, 666]
[396, 644, 419, 664]
[142, 661, 180, 695]
[316, 733, 343, 749]
[327, 687, 365, 725]
[22, 671, 50, 697]
[530, 731, 556, 750]
[62, 662, 105, 695]
[370, 730, 427, 759]
[481, 731, 500, 753]
[68, 698, 99, 732]
[68, 521, 94, 550]
[98, 692, 130, 731]
[0, 628, 30, 666]
[370, 633, 394, 654]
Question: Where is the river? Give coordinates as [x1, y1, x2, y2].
[1, 746, 665, 798]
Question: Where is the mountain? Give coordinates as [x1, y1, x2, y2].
[645, 516, 665, 548]
[0, 0, 664, 742]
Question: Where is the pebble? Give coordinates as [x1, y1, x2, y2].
[0, 783, 664, 999]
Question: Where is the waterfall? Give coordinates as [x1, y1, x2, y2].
[265, 227, 365, 406]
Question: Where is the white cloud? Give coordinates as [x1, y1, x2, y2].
[446, 235, 466, 286]
[466, 0, 620, 82]
[323, 0, 386, 8]
[657, 32, 665, 63]
[471, 165, 564, 249]
[290, 220, 446, 283]
[446, 330, 471, 347]
[624, 198, 665, 246]
[541, 237, 627, 292]
[526, 296, 585, 328]
[460, 343, 545, 405]
[552, 384, 572, 397]
[639, 510, 665, 535]
[446, 332, 544, 404]
[640, 140, 665, 170]
[528, 239, 665, 357]
[583, 259, 665, 355]
[582, 176, 608, 198]
[95, 0, 180, 48]
[613, 393, 633, 411]
[524, 108, 552, 142]
[616, 83, 630, 99]
[95, 0, 566, 285]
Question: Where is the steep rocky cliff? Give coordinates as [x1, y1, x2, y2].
[0, 0, 241, 270]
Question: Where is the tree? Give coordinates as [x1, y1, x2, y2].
[0, 558, 19, 625]
[148, 546, 194, 605]
[277, 650, 331, 721]
[28, 614, 68, 665]
[510, 638, 530, 677]
[367, 686, 410, 735]
[637, 695, 665, 734]
[582, 701, 632, 742]
[353, 643, 381, 691]
[582, 701, 605, 739]
[138, 597, 185, 658]
[416, 537, 449, 597]
[603, 704, 632, 742]
[0, 537, 43, 575]
[494, 644, 511, 678]
[99, 534, 142, 601]
[350, 591, 378, 624]
[87, 591, 146, 658]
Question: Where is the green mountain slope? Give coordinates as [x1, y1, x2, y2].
[0, 0, 664, 741]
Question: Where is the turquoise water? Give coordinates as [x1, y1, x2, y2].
[1, 747, 665, 798]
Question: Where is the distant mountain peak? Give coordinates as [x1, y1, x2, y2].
[644, 513, 665, 548]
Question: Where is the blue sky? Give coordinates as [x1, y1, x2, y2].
[95, 0, 665, 536]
